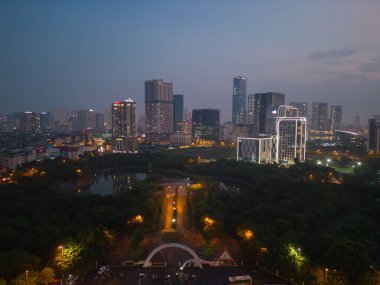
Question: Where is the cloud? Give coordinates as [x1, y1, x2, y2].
[309, 48, 357, 63]
[358, 58, 380, 72]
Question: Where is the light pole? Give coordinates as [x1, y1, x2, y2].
[58, 245, 64, 285]
[325, 268, 329, 282]
[25, 270, 29, 282]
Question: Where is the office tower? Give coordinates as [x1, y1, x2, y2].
[275, 105, 307, 164]
[232, 76, 247, 125]
[112, 99, 137, 153]
[77, 110, 96, 131]
[237, 137, 272, 164]
[289, 102, 308, 117]
[145, 79, 173, 141]
[173, 94, 184, 132]
[192, 109, 220, 141]
[246, 94, 255, 125]
[311, 102, 328, 131]
[330, 105, 343, 133]
[253, 92, 285, 134]
[95, 113, 105, 132]
[368, 116, 380, 154]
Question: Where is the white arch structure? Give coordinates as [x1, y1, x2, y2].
[143, 243, 203, 269]
[180, 258, 203, 270]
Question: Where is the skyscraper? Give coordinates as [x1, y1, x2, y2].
[173, 94, 184, 132]
[112, 99, 137, 153]
[275, 105, 307, 164]
[289, 102, 308, 117]
[232, 76, 247, 125]
[330, 105, 343, 133]
[77, 109, 96, 131]
[192, 109, 220, 142]
[246, 94, 255, 125]
[368, 116, 380, 154]
[253, 92, 285, 134]
[145, 79, 173, 141]
[95, 113, 105, 133]
[311, 102, 328, 131]
[21, 111, 42, 134]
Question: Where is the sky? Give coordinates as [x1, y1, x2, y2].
[0, 0, 380, 123]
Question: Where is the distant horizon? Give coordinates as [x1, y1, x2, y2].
[1, 1, 379, 123]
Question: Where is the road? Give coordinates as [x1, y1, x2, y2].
[83, 266, 288, 285]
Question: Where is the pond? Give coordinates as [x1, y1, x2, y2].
[88, 170, 147, 196]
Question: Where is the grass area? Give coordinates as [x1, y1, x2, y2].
[334, 166, 355, 174]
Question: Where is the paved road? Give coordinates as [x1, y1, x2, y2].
[83, 266, 288, 285]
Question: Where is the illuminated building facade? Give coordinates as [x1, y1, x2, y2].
[112, 99, 137, 153]
[311, 102, 328, 131]
[145, 79, 173, 141]
[192, 109, 220, 142]
[289, 102, 308, 117]
[330, 105, 343, 133]
[237, 137, 272, 164]
[232, 76, 247, 125]
[275, 106, 307, 164]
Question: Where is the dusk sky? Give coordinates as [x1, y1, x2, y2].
[1, 0, 380, 123]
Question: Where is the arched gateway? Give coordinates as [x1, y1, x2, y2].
[143, 243, 203, 269]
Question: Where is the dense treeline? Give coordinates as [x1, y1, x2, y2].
[188, 160, 380, 285]
[0, 178, 162, 282]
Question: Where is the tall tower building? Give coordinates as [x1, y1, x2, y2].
[289, 102, 308, 117]
[253, 92, 285, 134]
[145, 79, 173, 141]
[21, 112, 42, 134]
[275, 105, 307, 164]
[173, 94, 184, 132]
[330, 105, 343, 133]
[112, 99, 137, 153]
[311, 102, 328, 131]
[368, 116, 380, 154]
[246, 94, 255, 125]
[77, 109, 96, 131]
[232, 76, 247, 125]
[192, 109, 220, 142]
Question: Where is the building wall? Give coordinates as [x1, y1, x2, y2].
[145, 79, 173, 136]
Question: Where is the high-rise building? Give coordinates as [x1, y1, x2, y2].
[112, 99, 137, 153]
[173, 94, 184, 132]
[232, 76, 247, 125]
[95, 113, 105, 132]
[275, 105, 307, 164]
[253, 92, 285, 134]
[289, 102, 308, 117]
[246, 94, 255, 125]
[145, 79, 173, 141]
[192, 109, 220, 142]
[330, 105, 343, 133]
[311, 102, 328, 131]
[21, 112, 42, 134]
[368, 116, 380, 154]
[77, 110, 96, 131]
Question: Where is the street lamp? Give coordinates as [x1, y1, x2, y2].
[25, 270, 29, 282]
[325, 268, 329, 281]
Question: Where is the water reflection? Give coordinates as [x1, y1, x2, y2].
[89, 171, 146, 196]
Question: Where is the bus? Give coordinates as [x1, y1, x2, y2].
[228, 275, 253, 285]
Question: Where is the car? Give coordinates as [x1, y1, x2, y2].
[138, 273, 146, 278]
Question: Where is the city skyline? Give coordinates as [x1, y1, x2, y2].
[1, 1, 380, 123]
